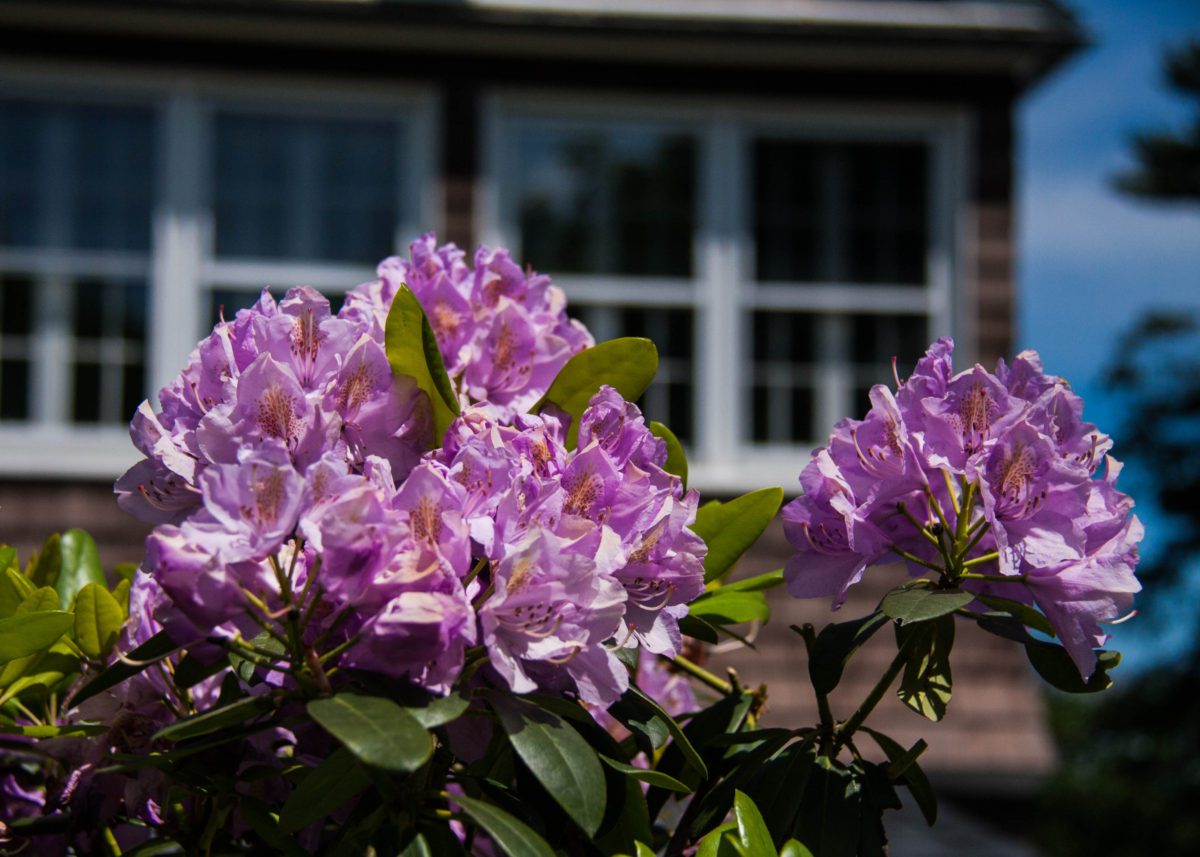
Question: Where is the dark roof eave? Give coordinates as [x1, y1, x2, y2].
[0, 0, 1086, 90]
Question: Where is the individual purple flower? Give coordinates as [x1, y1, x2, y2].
[480, 527, 628, 706]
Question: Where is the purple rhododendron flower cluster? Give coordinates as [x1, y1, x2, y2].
[782, 338, 1142, 678]
[112, 234, 703, 709]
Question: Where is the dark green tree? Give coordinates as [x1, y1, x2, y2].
[1038, 37, 1200, 857]
[1114, 39, 1200, 200]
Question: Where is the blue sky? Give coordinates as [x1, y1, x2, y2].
[1018, 0, 1200, 664]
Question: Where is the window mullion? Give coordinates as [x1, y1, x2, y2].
[697, 115, 742, 469]
[150, 90, 207, 392]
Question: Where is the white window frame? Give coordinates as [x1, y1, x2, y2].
[481, 91, 970, 493]
[0, 64, 438, 479]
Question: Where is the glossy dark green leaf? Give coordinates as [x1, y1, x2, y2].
[594, 766, 654, 857]
[1026, 643, 1120, 693]
[734, 790, 776, 857]
[679, 614, 720, 644]
[278, 747, 372, 834]
[491, 694, 606, 836]
[173, 653, 230, 690]
[0, 611, 73, 663]
[385, 284, 460, 442]
[70, 629, 178, 708]
[407, 691, 471, 729]
[155, 694, 276, 742]
[693, 488, 784, 585]
[73, 582, 123, 660]
[308, 693, 434, 773]
[537, 337, 658, 447]
[628, 685, 707, 779]
[792, 755, 861, 857]
[600, 754, 692, 793]
[749, 743, 816, 848]
[453, 793, 557, 857]
[28, 533, 61, 589]
[807, 611, 889, 697]
[55, 529, 105, 609]
[881, 587, 973, 625]
[648, 420, 688, 487]
[862, 727, 937, 826]
[689, 589, 770, 626]
[974, 594, 1055, 636]
[895, 615, 955, 721]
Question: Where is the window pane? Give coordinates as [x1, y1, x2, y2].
[754, 139, 928, 285]
[850, 313, 928, 412]
[0, 358, 30, 421]
[214, 112, 400, 263]
[1, 275, 34, 337]
[571, 305, 695, 444]
[0, 99, 155, 252]
[749, 311, 817, 444]
[71, 105, 156, 253]
[72, 362, 102, 423]
[512, 122, 696, 277]
[70, 276, 149, 424]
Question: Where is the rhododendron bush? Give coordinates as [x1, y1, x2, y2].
[0, 235, 1141, 856]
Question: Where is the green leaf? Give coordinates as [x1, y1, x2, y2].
[689, 589, 769, 626]
[536, 337, 658, 447]
[748, 743, 816, 847]
[278, 747, 372, 834]
[406, 691, 471, 729]
[648, 420, 688, 487]
[173, 653, 230, 690]
[55, 529, 105, 609]
[895, 615, 955, 721]
[679, 614, 720, 644]
[72, 583, 124, 660]
[626, 685, 707, 779]
[0, 641, 81, 702]
[734, 789, 777, 857]
[385, 284, 460, 442]
[792, 755, 861, 857]
[452, 793, 557, 857]
[881, 587, 973, 625]
[807, 611, 889, 697]
[779, 841, 815, 857]
[0, 721, 107, 738]
[29, 533, 61, 589]
[154, 694, 276, 742]
[862, 727, 937, 825]
[635, 843, 656, 857]
[696, 822, 742, 857]
[1026, 643, 1120, 693]
[0, 611, 73, 663]
[70, 630, 178, 707]
[228, 631, 286, 683]
[600, 754, 692, 793]
[490, 694, 606, 836]
[18, 586, 60, 613]
[693, 488, 784, 585]
[308, 693, 434, 773]
[0, 566, 36, 617]
[720, 568, 785, 594]
[974, 594, 1055, 636]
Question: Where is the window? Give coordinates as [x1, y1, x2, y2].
[486, 98, 964, 490]
[0, 97, 155, 433]
[0, 78, 434, 477]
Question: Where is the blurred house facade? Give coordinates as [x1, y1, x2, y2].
[0, 0, 1080, 849]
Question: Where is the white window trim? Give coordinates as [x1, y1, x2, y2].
[0, 64, 440, 479]
[480, 90, 970, 494]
